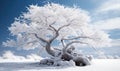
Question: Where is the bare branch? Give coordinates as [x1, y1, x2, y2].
[54, 48, 62, 51]
[28, 33, 48, 43]
[26, 40, 46, 47]
[66, 41, 88, 49]
[58, 24, 71, 32]
[61, 38, 66, 48]
[26, 40, 38, 44]
[48, 22, 59, 43]
[48, 18, 77, 44]
[63, 36, 92, 40]
[49, 31, 59, 43]
[34, 33, 48, 43]
[57, 19, 75, 32]
[49, 21, 57, 32]
[61, 36, 91, 48]
[61, 35, 92, 56]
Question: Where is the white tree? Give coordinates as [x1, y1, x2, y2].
[3, 3, 111, 66]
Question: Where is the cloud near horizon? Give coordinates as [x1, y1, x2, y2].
[0, 51, 42, 62]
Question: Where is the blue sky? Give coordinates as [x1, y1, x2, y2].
[0, 0, 120, 58]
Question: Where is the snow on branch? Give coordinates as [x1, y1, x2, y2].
[3, 3, 111, 51]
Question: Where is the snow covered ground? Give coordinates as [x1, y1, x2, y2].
[0, 59, 120, 71]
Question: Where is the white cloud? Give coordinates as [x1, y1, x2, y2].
[91, 0, 120, 49]
[0, 51, 43, 62]
[111, 39, 120, 47]
[91, 17, 120, 47]
[96, 0, 120, 12]
[92, 0, 120, 21]
[26, 54, 43, 60]
[90, 0, 120, 30]
[92, 17, 120, 30]
[1, 51, 25, 60]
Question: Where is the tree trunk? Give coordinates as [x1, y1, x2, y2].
[45, 42, 55, 57]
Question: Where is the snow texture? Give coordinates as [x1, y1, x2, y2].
[0, 59, 120, 71]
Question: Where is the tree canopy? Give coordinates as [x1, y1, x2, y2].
[3, 3, 111, 57]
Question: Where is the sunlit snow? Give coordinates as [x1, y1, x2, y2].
[0, 59, 120, 71]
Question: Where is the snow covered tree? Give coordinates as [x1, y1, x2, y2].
[3, 3, 111, 66]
